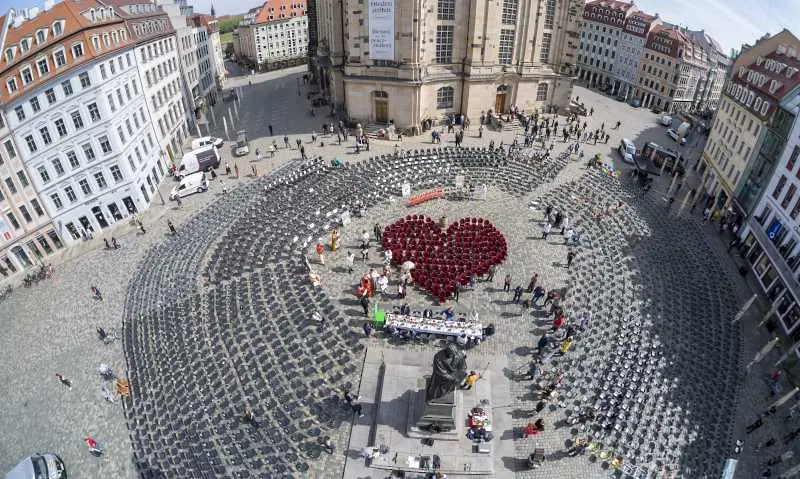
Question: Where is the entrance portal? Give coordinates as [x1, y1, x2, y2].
[495, 85, 509, 114]
[92, 206, 109, 228]
[372, 91, 389, 123]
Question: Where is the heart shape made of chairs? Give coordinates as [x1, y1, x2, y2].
[382, 215, 508, 302]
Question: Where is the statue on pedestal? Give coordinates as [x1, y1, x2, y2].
[426, 344, 468, 402]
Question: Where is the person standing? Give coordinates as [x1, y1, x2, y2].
[360, 296, 370, 317]
[284, 135, 290, 148]
[542, 222, 552, 240]
[268, 124, 274, 136]
[453, 281, 461, 302]
[373, 223, 383, 243]
[167, 219, 176, 234]
[460, 371, 481, 390]
[220, 179, 228, 194]
[503, 274, 512, 292]
[526, 273, 539, 293]
[531, 285, 546, 305]
[512, 285, 524, 303]
[346, 251, 355, 273]
[234, 164, 239, 178]
[296, 138, 302, 149]
[486, 264, 497, 282]
[315, 243, 325, 265]
[560, 215, 570, 235]
[91, 286, 103, 301]
[225, 162, 232, 175]
[300, 145, 307, 160]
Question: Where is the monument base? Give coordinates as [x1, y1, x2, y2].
[407, 376, 460, 440]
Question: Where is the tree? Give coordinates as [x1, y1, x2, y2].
[218, 16, 241, 34]
[729, 48, 740, 60]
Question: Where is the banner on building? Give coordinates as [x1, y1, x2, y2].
[767, 220, 783, 240]
[369, 0, 395, 60]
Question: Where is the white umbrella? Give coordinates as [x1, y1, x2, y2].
[401, 261, 416, 272]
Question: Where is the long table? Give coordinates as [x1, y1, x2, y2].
[385, 313, 483, 339]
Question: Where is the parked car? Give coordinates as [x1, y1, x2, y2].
[618, 138, 636, 164]
[630, 99, 642, 108]
[222, 89, 238, 102]
[234, 130, 250, 157]
[660, 115, 673, 126]
[191, 136, 223, 150]
[170, 172, 208, 199]
[5, 453, 66, 479]
[666, 128, 687, 145]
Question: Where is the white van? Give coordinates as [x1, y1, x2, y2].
[618, 138, 636, 164]
[660, 115, 673, 126]
[191, 136, 223, 150]
[170, 171, 208, 199]
[176, 146, 220, 179]
[5, 453, 66, 479]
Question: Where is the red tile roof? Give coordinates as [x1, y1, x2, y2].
[254, 0, 306, 25]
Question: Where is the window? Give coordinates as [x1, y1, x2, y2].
[4, 141, 15, 159]
[62, 79, 73, 96]
[47, 230, 63, 249]
[125, 119, 133, 136]
[536, 82, 549, 101]
[124, 84, 131, 100]
[55, 118, 67, 137]
[65, 186, 77, 202]
[40, 127, 52, 145]
[30, 97, 41, 113]
[6, 212, 19, 229]
[38, 166, 50, 183]
[499, 29, 515, 65]
[88, 102, 101, 122]
[79, 178, 91, 195]
[783, 185, 797, 209]
[71, 43, 84, 58]
[71, 111, 84, 129]
[99, 64, 106, 80]
[94, 171, 107, 189]
[19, 205, 31, 223]
[4, 177, 16, 193]
[53, 22, 63, 36]
[437, 0, 455, 20]
[109, 59, 116, 75]
[66, 150, 79, 169]
[539, 32, 552, 62]
[436, 86, 454, 109]
[789, 146, 800, 172]
[24, 135, 37, 153]
[107, 94, 116, 112]
[543, 0, 556, 28]
[79, 72, 91, 88]
[14, 106, 25, 121]
[45, 88, 56, 104]
[31, 199, 44, 217]
[501, 0, 518, 25]
[36, 58, 50, 77]
[773, 175, 788, 199]
[436, 26, 454, 64]
[54, 50, 66, 68]
[4, 49, 12, 63]
[99, 135, 112, 154]
[7, 78, 17, 93]
[117, 126, 126, 144]
[52, 158, 65, 176]
[21, 67, 33, 84]
[50, 193, 63, 210]
[109, 164, 124, 183]
[82, 143, 95, 161]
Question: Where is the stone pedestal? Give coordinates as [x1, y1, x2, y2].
[409, 377, 459, 438]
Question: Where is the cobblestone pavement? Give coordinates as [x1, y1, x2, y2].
[0, 68, 783, 479]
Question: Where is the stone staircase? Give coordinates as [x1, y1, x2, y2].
[363, 122, 395, 140]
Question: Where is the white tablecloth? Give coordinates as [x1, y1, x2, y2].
[385, 313, 483, 339]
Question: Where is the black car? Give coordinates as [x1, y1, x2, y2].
[222, 90, 238, 102]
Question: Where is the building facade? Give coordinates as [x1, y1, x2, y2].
[699, 30, 800, 220]
[575, 0, 634, 93]
[635, 25, 686, 112]
[611, 10, 659, 101]
[686, 29, 730, 112]
[206, 18, 226, 89]
[233, 1, 309, 69]
[0, 112, 63, 279]
[315, 0, 584, 132]
[737, 89, 800, 337]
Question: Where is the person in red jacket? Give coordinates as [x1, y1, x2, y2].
[552, 314, 565, 331]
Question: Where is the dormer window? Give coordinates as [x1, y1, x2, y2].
[107, 7, 113, 18]
[112, 31, 118, 43]
[53, 21, 63, 36]
[36, 30, 46, 44]
[20, 38, 30, 52]
[103, 34, 110, 47]
[90, 9, 96, 22]
[5, 49, 13, 63]
[92, 36, 100, 51]
[98, 9, 104, 20]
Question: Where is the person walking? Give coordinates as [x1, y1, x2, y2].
[234, 163, 239, 178]
[315, 243, 325, 265]
[251, 165, 257, 177]
[225, 162, 232, 175]
[560, 215, 570, 235]
[220, 179, 228, 194]
[486, 264, 497, 282]
[167, 219, 176, 234]
[91, 286, 103, 301]
[284, 135, 290, 148]
[373, 223, 382, 242]
[566, 251, 576, 268]
[503, 274, 512, 292]
[346, 251, 355, 273]
[296, 138, 302, 149]
[542, 222, 552, 240]
[360, 295, 370, 316]
[111, 237, 119, 249]
[56, 373, 72, 389]
[460, 371, 481, 390]
[351, 401, 365, 418]
[175, 195, 182, 208]
[512, 285, 524, 303]
[531, 285, 546, 305]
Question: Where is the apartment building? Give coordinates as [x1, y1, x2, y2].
[699, 30, 800, 221]
[737, 89, 800, 336]
[234, 0, 309, 69]
[0, 112, 62, 278]
[611, 9, 659, 101]
[206, 18, 225, 89]
[315, 0, 584, 132]
[575, 0, 635, 93]
[686, 29, 730, 112]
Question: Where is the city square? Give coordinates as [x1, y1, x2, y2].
[0, 64, 793, 478]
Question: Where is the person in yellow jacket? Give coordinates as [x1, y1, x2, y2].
[460, 371, 481, 390]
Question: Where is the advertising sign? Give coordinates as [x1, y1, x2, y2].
[767, 220, 783, 240]
[369, 0, 395, 60]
